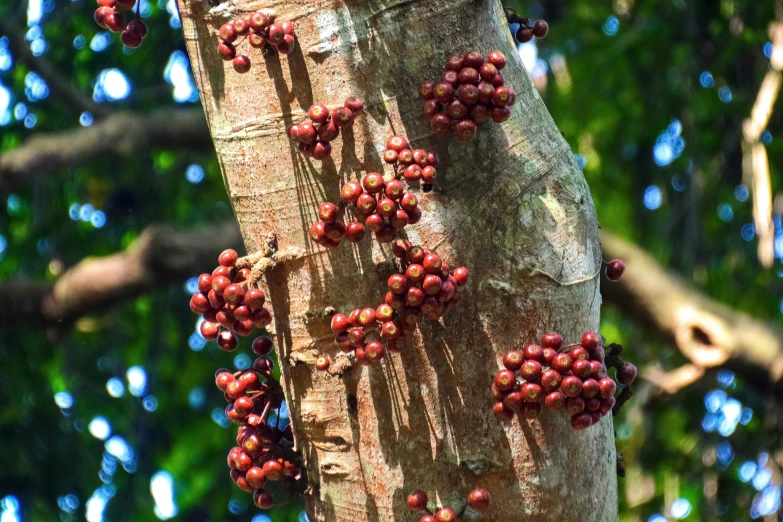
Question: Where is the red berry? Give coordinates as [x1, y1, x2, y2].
[565, 397, 585, 414]
[503, 350, 524, 371]
[446, 55, 464, 71]
[380, 320, 400, 339]
[523, 344, 545, 363]
[600, 396, 616, 415]
[252, 336, 273, 355]
[441, 70, 459, 85]
[572, 359, 592, 380]
[121, 28, 142, 48]
[433, 82, 454, 103]
[590, 360, 606, 379]
[516, 26, 534, 43]
[312, 141, 332, 160]
[561, 375, 583, 398]
[463, 51, 485, 69]
[494, 369, 517, 392]
[244, 288, 265, 310]
[253, 489, 274, 509]
[616, 362, 637, 385]
[422, 274, 443, 295]
[104, 10, 124, 32]
[190, 293, 210, 314]
[332, 107, 354, 127]
[435, 507, 456, 522]
[200, 320, 220, 340]
[447, 100, 468, 120]
[218, 330, 238, 352]
[533, 19, 549, 38]
[315, 356, 330, 371]
[540, 332, 563, 350]
[467, 489, 491, 511]
[545, 391, 566, 410]
[491, 106, 511, 123]
[94, 6, 112, 27]
[431, 113, 451, 136]
[308, 104, 330, 124]
[419, 82, 435, 100]
[502, 391, 524, 412]
[455, 119, 477, 141]
[521, 382, 544, 402]
[344, 96, 364, 112]
[581, 378, 599, 399]
[362, 172, 385, 193]
[571, 412, 592, 430]
[340, 181, 363, 203]
[541, 369, 562, 392]
[570, 346, 590, 361]
[407, 490, 428, 511]
[345, 222, 365, 243]
[586, 398, 602, 412]
[223, 284, 245, 306]
[520, 360, 543, 382]
[233, 55, 251, 73]
[543, 347, 556, 365]
[598, 377, 617, 399]
[386, 135, 409, 152]
[477, 82, 495, 104]
[249, 11, 269, 30]
[488, 50, 506, 70]
[581, 331, 602, 352]
[421, 166, 437, 184]
[458, 67, 480, 85]
[493, 402, 513, 421]
[298, 123, 317, 144]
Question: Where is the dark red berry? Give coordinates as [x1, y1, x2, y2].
[121, 28, 142, 48]
[503, 350, 524, 371]
[570, 346, 590, 361]
[345, 222, 365, 243]
[252, 336, 273, 355]
[253, 490, 274, 509]
[488, 50, 506, 70]
[545, 391, 566, 410]
[233, 55, 251, 73]
[516, 26, 534, 43]
[520, 360, 543, 382]
[308, 104, 330, 124]
[433, 82, 454, 103]
[561, 375, 583, 398]
[598, 377, 617, 399]
[522, 402, 542, 419]
[104, 10, 124, 32]
[446, 55, 464, 71]
[431, 113, 451, 136]
[491, 106, 511, 123]
[572, 359, 592, 380]
[532, 19, 549, 38]
[315, 356, 330, 371]
[340, 181, 363, 203]
[581, 378, 599, 399]
[244, 288, 265, 310]
[419, 82, 435, 100]
[386, 135, 409, 152]
[407, 490, 428, 511]
[463, 51, 485, 69]
[540, 332, 563, 350]
[494, 369, 517, 392]
[571, 412, 592, 430]
[332, 107, 354, 127]
[581, 332, 602, 352]
[455, 119, 477, 141]
[467, 488, 491, 511]
[344, 96, 364, 112]
[435, 507, 456, 522]
[218, 330, 238, 352]
[312, 141, 332, 160]
[541, 369, 563, 393]
[616, 362, 637, 385]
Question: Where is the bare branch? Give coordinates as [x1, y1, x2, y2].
[600, 230, 783, 396]
[0, 108, 210, 188]
[0, 222, 242, 326]
[0, 18, 108, 118]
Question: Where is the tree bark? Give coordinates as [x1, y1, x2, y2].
[177, 1, 614, 520]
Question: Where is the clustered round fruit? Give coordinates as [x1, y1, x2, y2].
[316, 242, 468, 371]
[605, 258, 626, 282]
[419, 50, 516, 142]
[309, 137, 437, 248]
[189, 248, 273, 350]
[287, 97, 365, 160]
[217, 9, 296, 73]
[492, 332, 637, 430]
[514, 19, 549, 43]
[94, 0, 148, 48]
[406, 488, 491, 520]
[382, 134, 440, 191]
[217, 335, 305, 509]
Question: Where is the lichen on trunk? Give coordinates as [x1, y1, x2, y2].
[177, 0, 616, 519]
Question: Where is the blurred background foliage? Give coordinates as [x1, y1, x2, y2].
[0, 0, 782, 521]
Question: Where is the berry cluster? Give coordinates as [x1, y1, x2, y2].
[316, 242, 468, 371]
[492, 332, 637, 430]
[94, 0, 148, 48]
[308, 136, 439, 248]
[189, 249, 273, 350]
[605, 258, 626, 281]
[515, 19, 549, 43]
[406, 488, 491, 521]
[287, 97, 365, 160]
[218, 335, 305, 509]
[217, 9, 296, 73]
[383, 135, 440, 189]
[419, 50, 515, 142]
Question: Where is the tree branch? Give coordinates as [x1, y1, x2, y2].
[0, 18, 108, 118]
[0, 108, 210, 188]
[600, 230, 783, 396]
[0, 222, 242, 326]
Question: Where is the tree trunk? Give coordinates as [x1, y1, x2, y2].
[177, 0, 616, 520]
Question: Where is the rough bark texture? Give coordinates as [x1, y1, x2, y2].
[177, 1, 615, 520]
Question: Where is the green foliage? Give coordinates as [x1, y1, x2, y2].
[1, 0, 782, 521]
